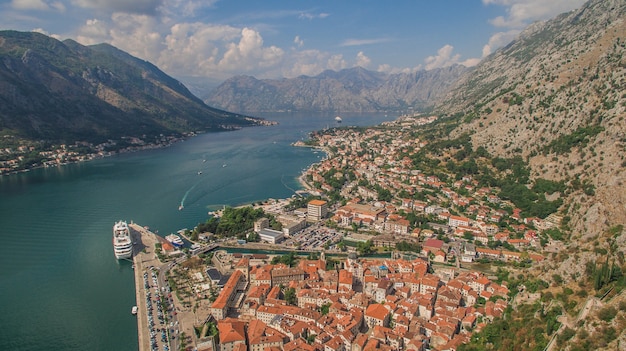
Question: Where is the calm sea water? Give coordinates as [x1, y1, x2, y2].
[0, 112, 396, 351]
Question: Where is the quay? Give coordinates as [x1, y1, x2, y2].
[129, 223, 164, 351]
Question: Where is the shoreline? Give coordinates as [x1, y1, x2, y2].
[129, 223, 161, 351]
[0, 121, 278, 177]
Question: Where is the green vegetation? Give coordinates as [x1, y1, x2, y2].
[542, 125, 605, 155]
[356, 240, 374, 255]
[395, 241, 421, 253]
[597, 306, 617, 322]
[270, 251, 299, 267]
[533, 178, 567, 194]
[284, 195, 321, 211]
[589, 258, 624, 291]
[320, 302, 332, 315]
[194, 206, 266, 238]
[459, 302, 559, 351]
[284, 287, 297, 305]
[490, 157, 564, 218]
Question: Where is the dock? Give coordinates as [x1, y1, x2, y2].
[129, 223, 222, 351]
[129, 223, 164, 351]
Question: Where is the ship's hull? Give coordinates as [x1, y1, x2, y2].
[114, 248, 133, 260]
[165, 234, 184, 248]
[113, 221, 133, 259]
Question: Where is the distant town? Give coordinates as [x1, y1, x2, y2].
[0, 119, 277, 175]
[131, 114, 568, 351]
[0, 133, 191, 175]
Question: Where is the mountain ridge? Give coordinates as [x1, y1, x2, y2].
[205, 65, 467, 113]
[0, 30, 262, 145]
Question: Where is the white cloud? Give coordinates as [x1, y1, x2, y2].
[11, 0, 64, 11]
[422, 44, 483, 70]
[280, 50, 328, 77]
[72, 9, 361, 80]
[71, 0, 163, 15]
[355, 51, 371, 68]
[73, 13, 293, 80]
[217, 27, 284, 71]
[424, 45, 460, 70]
[483, 0, 587, 28]
[327, 54, 347, 71]
[293, 35, 304, 48]
[298, 12, 330, 20]
[32, 27, 62, 40]
[377, 64, 422, 74]
[481, 29, 520, 56]
[340, 38, 392, 47]
[277, 50, 348, 78]
[76, 18, 110, 45]
[162, 0, 215, 17]
[460, 57, 481, 67]
[107, 13, 165, 64]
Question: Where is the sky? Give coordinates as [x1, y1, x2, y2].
[1, 0, 587, 83]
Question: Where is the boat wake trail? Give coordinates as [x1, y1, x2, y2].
[280, 174, 297, 194]
[180, 181, 201, 208]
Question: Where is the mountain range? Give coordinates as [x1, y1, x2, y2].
[204, 65, 467, 113]
[0, 30, 261, 145]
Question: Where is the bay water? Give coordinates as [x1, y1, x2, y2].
[0, 112, 396, 351]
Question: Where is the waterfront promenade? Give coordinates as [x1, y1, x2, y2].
[129, 223, 163, 351]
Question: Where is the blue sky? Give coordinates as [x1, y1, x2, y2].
[0, 0, 587, 82]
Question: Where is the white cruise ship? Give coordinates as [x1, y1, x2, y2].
[113, 220, 133, 259]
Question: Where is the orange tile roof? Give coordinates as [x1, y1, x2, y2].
[217, 319, 246, 344]
[211, 270, 243, 309]
[365, 303, 389, 320]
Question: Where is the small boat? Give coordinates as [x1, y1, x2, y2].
[197, 171, 202, 175]
[222, 164, 227, 168]
[131, 306, 138, 315]
[165, 234, 184, 247]
[202, 159, 206, 163]
[178, 205, 184, 211]
[335, 116, 342, 123]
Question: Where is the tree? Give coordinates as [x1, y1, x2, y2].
[271, 251, 299, 267]
[320, 303, 332, 315]
[247, 232, 260, 242]
[463, 231, 475, 241]
[284, 287, 297, 306]
[356, 240, 374, 255]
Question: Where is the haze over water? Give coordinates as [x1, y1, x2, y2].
[0, 112, 396, 351]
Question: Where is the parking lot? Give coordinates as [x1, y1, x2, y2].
[284, 223, 345, 251]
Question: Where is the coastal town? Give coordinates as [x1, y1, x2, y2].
[0, 134, 188, 175]
[129, 114, 566, 351]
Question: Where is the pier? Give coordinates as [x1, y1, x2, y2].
[129, 223, 166, 351]
[130, 223, 216, 351]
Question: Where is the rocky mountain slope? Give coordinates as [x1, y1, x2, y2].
[430, 2, 626, 348]
[437, 0, 626, 330]
[205, 65, 467, 113]
[436, 0, 626, 243]
[0, 30, 260, 145]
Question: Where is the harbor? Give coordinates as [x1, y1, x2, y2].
[0, 112, 396, 351]
[129, 223, 163, 351]
[130, 223, 217, 351]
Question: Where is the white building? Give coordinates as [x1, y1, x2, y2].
[258, 228, 284, 244]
